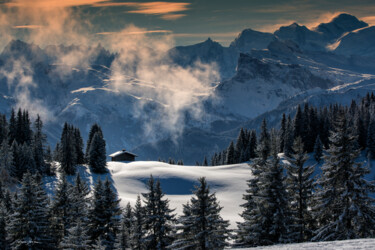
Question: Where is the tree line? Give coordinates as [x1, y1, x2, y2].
[0, 173, 231, 249]
[0, 109, 108, 186]
[209, 92, 375, 166]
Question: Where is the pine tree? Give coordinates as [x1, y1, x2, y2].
[279, 113, 287, 153]
[248, 130, 257, 159]
[171, 177, 230, 249]
[0, 140, 14, 185]
[50, 174, 74, 245]
[283, 115, 294, 157]
[258, 153, 292, 245]
[74, 128, 85, 165]
[7, 173, 52, 249]
[257, 119, 270, 162]
[226, 141, 235, 165]
[366, 118, 375, 159]
[285, 137, 315, 242]
[60, 220, 90, 250]
[203, 156, 208, 166]
[313, 111, 375, 241]
[33, 115, 47, 174]
[88, 132, 107, 173]
[293, 105, 304, 141]
[85, 124, 103, 161]
[71, 173, 90, 224]
[313, 135, 323, 163]
[8, 109, 16, 145]
[88, 178, 121, 248]
[130, 195, 145, 250]
[60, 123, 77, 175]
[142, 177, 175, 249]
[117, 203, 133, 250]
[235, 170, 262, 247]
[0, 201, 8, 249]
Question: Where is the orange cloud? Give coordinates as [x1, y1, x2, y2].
[4, 0, 110, 8]
[96, 29, 172, 35]
[160, 14, 186, 20]
[93, 1, 190, 20]
[361, 16, 375, 26]
[12, 25, 42, 29]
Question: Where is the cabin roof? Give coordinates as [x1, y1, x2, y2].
[109, 149, 138, 158]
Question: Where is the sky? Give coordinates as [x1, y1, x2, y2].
[1, 0, 375, 48]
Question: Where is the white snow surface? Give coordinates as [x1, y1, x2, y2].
[108, 161, 252, 228]
[238, 238, 375, 249]
[45, 161, 252, 229]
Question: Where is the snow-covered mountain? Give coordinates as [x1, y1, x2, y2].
[230, 29, 276, 52]
[333, 26, 375, 57]
[0, 13, 375, 164]
[212, 53, 333, 118]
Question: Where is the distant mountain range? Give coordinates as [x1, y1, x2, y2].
[0, 13, 375, 163]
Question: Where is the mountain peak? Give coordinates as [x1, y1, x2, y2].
[316, 13, 368, 40]
[229, 28, 275, 52]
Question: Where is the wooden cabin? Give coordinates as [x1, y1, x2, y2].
[109, 149, 137, 162]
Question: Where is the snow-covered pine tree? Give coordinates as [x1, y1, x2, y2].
[130, 195, 145, 250]
[18, 143, 36, 176]
[85, 124, 103, 161]
[257, 119, 270, 162]
[142, 175, 157, 248]
[88, 178, 121, 248]
[313, 110, 375, 241]
[285, 137, 315, 242]
[88, 132, 107, 173]
[235, 170, 262, 247]
[170, 177, 230, 249]
[313, 135, 323, 163]
[0, 201, 8, 249]
[256, 150, 292, 245]
[154, 180, 176, 249]
[0, 140, 14, 186]
[50, 174, 74, 246]
[60, 220, 90, 250]
[59, 123, 77, 175]
[7, 172, 52, 249]
[116, 202, 133, 250]
[71, 173, 90, 225]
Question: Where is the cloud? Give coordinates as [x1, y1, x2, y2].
[0, 59, 53, 122]
[4, 0, 110, 8]
[305, 11, 346, 29]
[258, 20, 297, 32]
[96, 29, 172, 36]
[103, 25, 219, 141]
[12, 25, 42, 29]
[93, 1, 190, 20]
[361, 16, 375, 25]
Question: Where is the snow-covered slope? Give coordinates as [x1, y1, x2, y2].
[44, 161, 253, 229]
[334, 26, 375, 57]
[238, 238, 375, 249]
